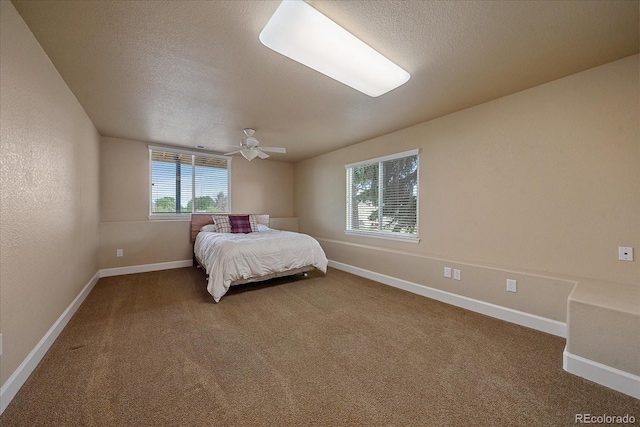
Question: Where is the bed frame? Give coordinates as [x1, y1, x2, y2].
[190, 213, 313, 290]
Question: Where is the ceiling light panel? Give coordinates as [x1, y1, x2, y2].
[259, 0, 410, 97]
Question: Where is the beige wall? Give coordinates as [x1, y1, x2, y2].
[0, 0, 100, 386]
[99, 136, 294, 269]
[295, 55, 639, 323]
[567, 280, 640, 376]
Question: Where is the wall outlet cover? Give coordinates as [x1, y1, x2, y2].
[444, 267, 452, 278]
[507, 279, 517, 293]
[618, 246, 633, 261]
[453, 269, 461, 281]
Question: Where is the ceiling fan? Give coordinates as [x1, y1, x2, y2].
[224, 129, 286, 161]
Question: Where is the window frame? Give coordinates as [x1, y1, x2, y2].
[345, 149, 419, 243]
[148, 145, 232, 219]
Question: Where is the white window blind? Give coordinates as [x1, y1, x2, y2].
[346, 149, 419, 241]
[149, 146, 231, 216]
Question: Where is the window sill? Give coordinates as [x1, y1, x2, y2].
[344, 230, 420, 243]
[148, 214, 192, 221]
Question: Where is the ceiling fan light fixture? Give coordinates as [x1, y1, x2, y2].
[224, 129, 283, 160]
[259, 0, 410, 97]
[240, 148, 259, 161]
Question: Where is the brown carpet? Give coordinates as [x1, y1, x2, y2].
[1, 267, 638, 426]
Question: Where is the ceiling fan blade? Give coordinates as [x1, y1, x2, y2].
[259, 147, 286, 153]
[203, 144, 239, 150]
[256, 150, 270, 159]
[223, 150, 241, 156]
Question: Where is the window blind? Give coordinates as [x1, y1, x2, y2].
[346, 150, 418, 240]
[150, 147, 230, 215]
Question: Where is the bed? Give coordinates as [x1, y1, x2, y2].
[191, 213, 328, 302]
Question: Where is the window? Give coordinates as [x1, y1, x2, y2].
[149, 146, 231, 217]
[346, 149, 419, 242]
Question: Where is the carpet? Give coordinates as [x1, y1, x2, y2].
[1, 267, 638, 426]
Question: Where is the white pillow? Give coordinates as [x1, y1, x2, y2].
[200, 224, 217, 233]
[256, 223, 271, 232]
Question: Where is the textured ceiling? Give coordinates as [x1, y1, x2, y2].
[11, 0, 639, 163]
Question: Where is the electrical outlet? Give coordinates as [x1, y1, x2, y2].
[618, 247, 633, 261]
[444, 267, 452, 278]
[116, 249, 123, 257]
[507, 279, 517, 293]
[0, 334, 3, 356]
[453, 269, 461, 281]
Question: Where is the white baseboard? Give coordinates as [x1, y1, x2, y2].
[328, 260, 567, 338]
[563, 348, 640, 399]
[99, 259, 192, 278]
[0, 271, 100, 415]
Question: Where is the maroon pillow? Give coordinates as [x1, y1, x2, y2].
[229, 215, 253, 233]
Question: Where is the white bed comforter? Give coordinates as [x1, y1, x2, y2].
[195, 229, 328, 302]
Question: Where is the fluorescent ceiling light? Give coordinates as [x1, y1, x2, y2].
[259, 0, 410, 97]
